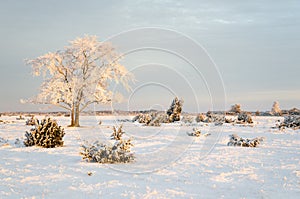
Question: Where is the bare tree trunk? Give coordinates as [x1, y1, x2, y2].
[69, 106, 75, 127]
[74, 105, 80, 127]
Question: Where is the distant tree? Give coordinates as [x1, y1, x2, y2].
[167, 97, 183, 122]
[25, 35, 133, 127]
[230, 104, 242, 114]
[255, 110, 260, 116]
[271, 101, 282, 116]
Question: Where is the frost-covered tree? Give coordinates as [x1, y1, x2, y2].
[167, 97, 183, 122]
[230, 104, 242, 114]
[271, 101, 282, 116]
[25, 35, 133, 127]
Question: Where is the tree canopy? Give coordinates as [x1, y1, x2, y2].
[25, 35, 133, 126]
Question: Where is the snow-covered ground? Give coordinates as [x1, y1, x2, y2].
[0, 115, 299, 198]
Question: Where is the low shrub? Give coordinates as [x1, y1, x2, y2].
[24, 118, 65, 148]
[0, 137, 8, 147]
[26, 116, 38, 126]
[81, 125, 134, 164]
[277, 116, 300, 130]
[195, 114, 206, 123]
[237, 113, 253, 124]
[187, 128, 211, 137]
[227, 134, 264, 147]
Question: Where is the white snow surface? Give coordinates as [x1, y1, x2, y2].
[0, 115, 299, 198]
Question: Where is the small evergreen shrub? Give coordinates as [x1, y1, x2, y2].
[278, 116, 300, 130]
[227, 134, 264, 147]
[237, 113, 253, 124]
[187, 128, 211, 137]
[196, 111, 225, 124]
[132, 97, 183, 126]
[167, 97, 183, 122]
[132, 113, 153, 125]
[195, 113, 206, 123]
[225, 118, 235, 123]
[26, 116, 38, 126]
[81, 125, 134, 164]
[111, 125, 124, 140]
[24, 118, 65, 148]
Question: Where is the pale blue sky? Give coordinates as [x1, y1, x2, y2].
[0, 0, 299, 112]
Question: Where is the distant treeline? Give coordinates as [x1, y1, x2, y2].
[1, 108, 299, 117]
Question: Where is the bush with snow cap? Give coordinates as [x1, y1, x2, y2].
[227, 134, 264, 147]
[81, 125, 134, 164]
[24, 118, 65, 148]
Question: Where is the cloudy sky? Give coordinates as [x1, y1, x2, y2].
[0, 0, 299, 112]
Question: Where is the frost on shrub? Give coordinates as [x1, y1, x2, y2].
[271, 101, 282, 116]
[237, 112, 253, 124]
[225, 118, 235, 123]
[187, 128, 211, 137]
[205, 111, 225, 123]
[132, 113, 153, 125]
[81, 125, 134, 164]
[16, 115, 25, 120]
[181, 115, 193, 123]
[14, 138, 24, 147]
[195, 113, 206, 123]
[148, 115, 162, 126]
[24, 118, 65, 148]
[0, 137, 8, 147]
[133, 97, 183, 126]
[277, 116, 300, 130]
[230, 104, 242, 114]
[227, 134, 264, 147]
[26, 116, 38, 126]
[167, 97, 183, 122]
[111, 125, 124, 140]
[80, 140, 134, 164]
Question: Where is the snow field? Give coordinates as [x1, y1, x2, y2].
[0, 116, 299, 198]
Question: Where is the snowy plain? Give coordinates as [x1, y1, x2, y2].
[0, 115, 299, 198]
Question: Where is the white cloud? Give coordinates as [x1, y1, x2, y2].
[212, 19, 236, 24]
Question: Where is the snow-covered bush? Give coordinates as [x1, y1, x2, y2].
[111, 125, 124, 140]
[255, 110, 260, 116]
[204, 111, 225, 123]
[132, 113, 153, 125]
[16, 115, 25, 120]
[0, 137, 8, 147]
[271, 101, 282, 116]
[81, 140, 134, 164]
[227, 134, 264, 147]
[237, 112, 253, 124]
[0, 119, 14, 124]
[277, 116, 300, 130]
[133, 97, 183, 126]
[24, 118, 65, 148]
[181, 115, 193, 123]
[14, 138, 24, 147]
[81, 125, 134, 164]
[288, 108, 300, 116]
[187, 128, 211, 137]
[230, 104, 242, 114]
[225, 118, 235, 123]
[167, 97, 183, 122]
[148, 116, 162, 126]
[195, 113, 206, 123]
[26, 116, 38, 126]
